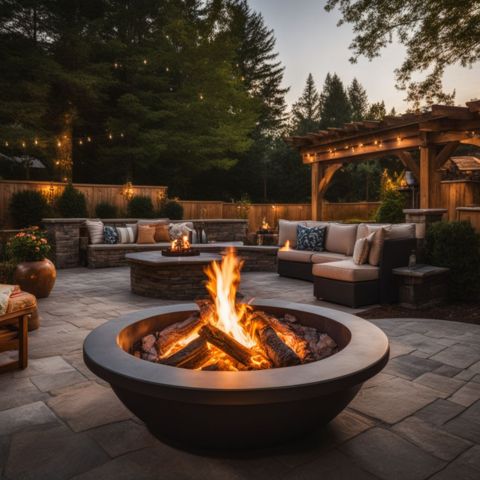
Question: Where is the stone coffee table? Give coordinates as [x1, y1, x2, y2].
[125, 251, 222, 300]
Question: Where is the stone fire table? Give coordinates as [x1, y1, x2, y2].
[125, 251, 221, 300]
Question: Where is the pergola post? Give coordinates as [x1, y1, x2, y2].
[311, 163, 342, 220]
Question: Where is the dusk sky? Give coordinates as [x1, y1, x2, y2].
[248, 0, 480, 114]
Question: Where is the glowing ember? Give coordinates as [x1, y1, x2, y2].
[134, 248, 338, 371]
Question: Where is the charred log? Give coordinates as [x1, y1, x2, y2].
[156, 314, 202, 356]
[199, 323, 253, 367]
[252, 315, 301, 367]
[160, 337, 209, 369]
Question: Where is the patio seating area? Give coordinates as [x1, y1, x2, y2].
[1, 267, 479, 480]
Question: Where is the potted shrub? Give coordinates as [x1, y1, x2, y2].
[7, 228, 56, 298]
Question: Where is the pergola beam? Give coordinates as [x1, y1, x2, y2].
[396, 151, 420, 181]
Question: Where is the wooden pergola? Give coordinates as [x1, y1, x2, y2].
[286, 101, 480, 220]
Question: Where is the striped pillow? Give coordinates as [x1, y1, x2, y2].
[116, 226, 135, 244]
[86, 220, 104, 244]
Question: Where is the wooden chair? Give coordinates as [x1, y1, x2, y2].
[0, 305, 35, 373]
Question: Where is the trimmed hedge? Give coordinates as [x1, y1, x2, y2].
[95, 202, 118, 218]
[127, 195, 155, 218]
[9, 190, 50, 228]
[375, 190, 405, 224]
[160, 200, 183, 220]
[56, 184, 88, 217]
[425, 221, 480, 301]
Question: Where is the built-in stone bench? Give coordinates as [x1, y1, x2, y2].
[88, 242, 278, 271]
[43, 218, 248, 269]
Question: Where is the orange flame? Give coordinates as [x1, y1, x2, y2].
[204, 248, 255, 348]
[279, 240, 290, 251]
[170, 235, 191, 252]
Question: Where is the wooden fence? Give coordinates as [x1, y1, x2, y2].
[2, 179, 479, 231]
[0, 180, 168, 226]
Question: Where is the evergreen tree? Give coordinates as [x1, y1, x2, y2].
[291, 73, 321, 135]
[367, 101, 387, 120]
[348, 78, 368, 121]
[319, 73, 352, 128]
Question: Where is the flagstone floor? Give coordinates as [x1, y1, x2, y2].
[1, 267, 480, 480]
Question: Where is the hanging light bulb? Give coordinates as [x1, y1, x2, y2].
[57, 141, 62, 147]
[5, 141, 9, 147]
[166, 66, 169, 72]
[108, 133, 113, 140]
[22, 141, 26, 148]
[199, 93, 204, 100]
[120, 132, 124, 138]
[143, 59, 148, 65]
[79, 139, 83, 145]
[87, 136, 92, 142]
[34, 139, 38, 146]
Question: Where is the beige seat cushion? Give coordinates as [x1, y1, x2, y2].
[388, 223, 416, 239]
[311, 252, 347, 264]
[278, 220, 306, 248]
[277, 249, 314, 263]
[325, 223, 358, 256]
[313, 260, 379, 282]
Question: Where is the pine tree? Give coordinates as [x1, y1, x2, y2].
[291, 73, 321, 135]
[348, 78, 368, 121]
[319, 73, 352, 128]
[367, 101, 387, 120]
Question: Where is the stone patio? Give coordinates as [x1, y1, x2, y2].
[1, 267, 480, 480]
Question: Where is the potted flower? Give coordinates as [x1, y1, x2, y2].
[7, 228, 56, 298]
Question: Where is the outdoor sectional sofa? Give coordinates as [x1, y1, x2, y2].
[277, 220, 417, 307]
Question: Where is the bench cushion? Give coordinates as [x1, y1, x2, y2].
[313, 259, 379, 282]
[278, 220, 306, 248]
[325, 223, 358, 256]
[277, 249, 314, 263]
[311, 252, 347, 264]
[6, 291, 37, 314]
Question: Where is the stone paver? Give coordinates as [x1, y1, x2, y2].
[1, 267, 480, 479]
[392, 416, 471, 461]
[341, 427, 445, 480]
[47, 382, 131, 432]
[5, 424, 108, 480]
[350, 377, 440, 423]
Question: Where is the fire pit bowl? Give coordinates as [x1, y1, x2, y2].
[83, 300, 388, 449]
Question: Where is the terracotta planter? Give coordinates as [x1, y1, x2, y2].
[14, 259, 56, 299]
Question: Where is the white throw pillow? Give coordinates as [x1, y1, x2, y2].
[169, 222, 193, 240]
[86, 220, 104, 244]
[116, 226, 135, 244]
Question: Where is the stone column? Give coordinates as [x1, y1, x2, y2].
[43, 218, 85, 269]
[404, 209, 447, 239]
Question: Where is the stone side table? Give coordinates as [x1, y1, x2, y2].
[126, 252, 221, 300]
[393, 264, 449, 308]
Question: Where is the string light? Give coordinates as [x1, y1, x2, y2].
[396, 136, 402, 143]
[143, 59, 148, 65]
[34, 139, 38, 146]
[199, 93, 204, 100]
[5, 141, 8, 147]
[165, 66, 169, 72]
[108, 133, 113, 140]
[87, 136, 91, 142]
[21, 141, 26, 148]
[57, 141, 62, 147]
[79, 139, 83, 145]
[120, 132, 124, 138]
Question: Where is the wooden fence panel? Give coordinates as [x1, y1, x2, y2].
[440, 181, 480, 221]
[322, 202, 380, 221]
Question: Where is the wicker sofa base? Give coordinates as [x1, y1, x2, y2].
[314, 277, 379, 308]
[277, 259, 313, 282]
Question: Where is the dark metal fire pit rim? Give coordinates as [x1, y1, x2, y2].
[83, 300, 389, 397]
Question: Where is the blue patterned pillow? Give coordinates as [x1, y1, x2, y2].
[104, 226, 118, 244]
[296, 224, 326, 251]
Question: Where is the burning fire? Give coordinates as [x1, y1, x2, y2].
[261, 217, 271, 230]
[204, 249, 255, 348]
[144, 248, 337, 371]
[279, 240, 290, 251]
[170, 235, 191, 252]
